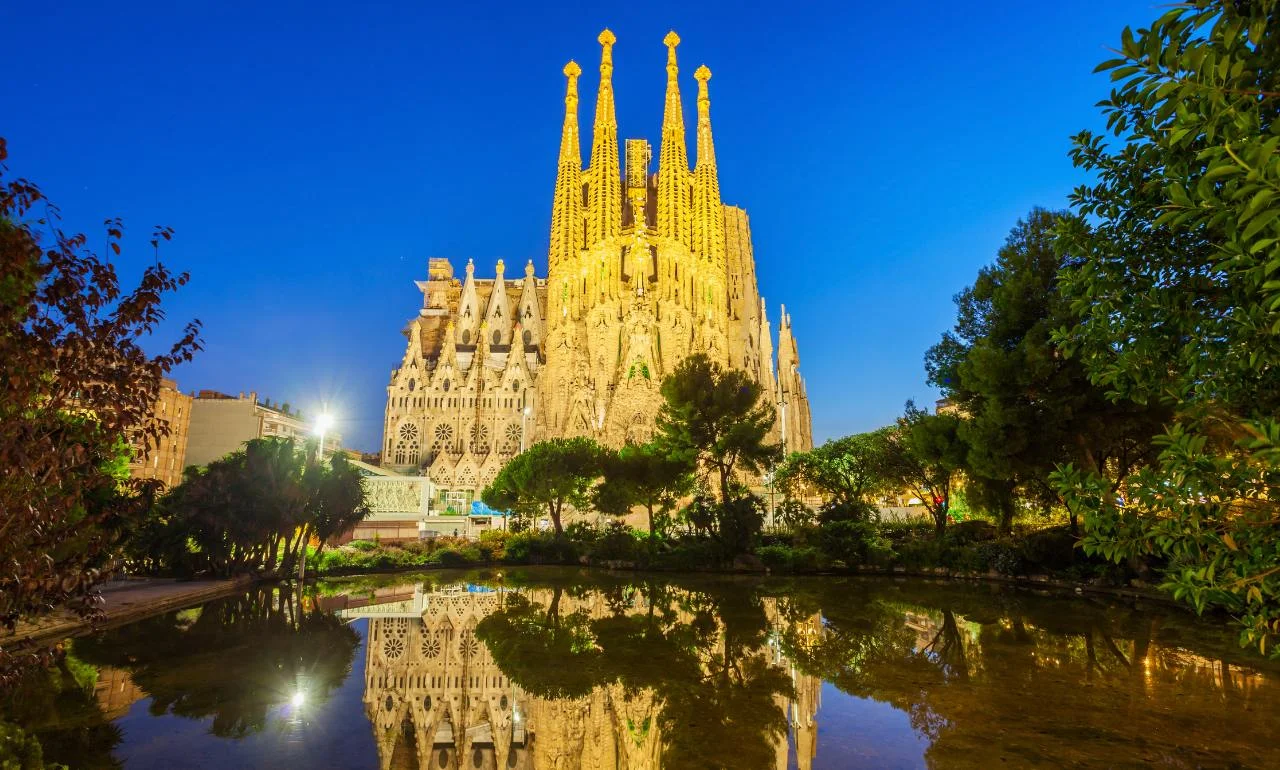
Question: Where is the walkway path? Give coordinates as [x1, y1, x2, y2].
[3, 576, 253, 649]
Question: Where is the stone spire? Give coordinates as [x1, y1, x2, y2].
[656, 31, 690, 247]
[549, 61, 584, 274]
[587, 29, 622, 245]
[692, 64, 724, 265]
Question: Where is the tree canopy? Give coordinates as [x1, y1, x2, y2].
[655, 354, 781, 505]
[481, 436, 606, 536]
[1051, 1, 1280, 654]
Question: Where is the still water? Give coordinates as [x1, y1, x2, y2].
[4, 569, 1279, 769]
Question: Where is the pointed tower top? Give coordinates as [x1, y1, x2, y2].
[495, 258, 505, 277]
[466, 258, 475, 277]
[563, 60, 582, 79]
[695, 64, 711, 83]
[525, 259, 536, 277]
[588, 27, 622, 244]
[657, 30, 690, 244]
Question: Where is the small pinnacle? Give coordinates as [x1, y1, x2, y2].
[598, 28, 616, 46]
[564, 60, 582, 78]
[695, 64, 711, 82]
[664, 30, 680, 48]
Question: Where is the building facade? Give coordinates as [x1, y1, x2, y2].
[383, 29, 813, 499]
[346, 584, 822, 770]
[127, 378, 192, 489]
[186, 390, 342, 467]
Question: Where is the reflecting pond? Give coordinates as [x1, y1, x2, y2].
[4, 569, 1279, 768]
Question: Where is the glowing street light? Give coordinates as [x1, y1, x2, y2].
[314, 412, 334, 462]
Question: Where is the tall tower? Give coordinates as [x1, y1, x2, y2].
[384, 28, 813, 506]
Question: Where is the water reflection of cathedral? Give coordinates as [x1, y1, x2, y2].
[343, 585, 822, 770]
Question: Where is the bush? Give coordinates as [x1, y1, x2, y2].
[503, 532, 578, 565]
[946, 520, 997, 546]
[430, 546, 482, 567]
[591, 522, 644, 562]
[1020, 526, 1078, 572]
[476, 529, 510, 562]
[757, 544, 793, 570]
[348, 539, 378, 552]
[819, 520, 894, 566]
[656, 538, 724, 571]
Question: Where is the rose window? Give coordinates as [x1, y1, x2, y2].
[421, 633, 442, 659]
[459, 631, 479, 660]
[502, 423, 521, 453]
[399, 423, 419, 442]
[383, 636, 406, 660]
[434, 423, 454, 444]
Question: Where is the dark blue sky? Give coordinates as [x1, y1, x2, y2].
[4, 1, 1156, 451]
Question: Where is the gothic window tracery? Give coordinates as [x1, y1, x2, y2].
[394, 421, 421, 465]
[501, 423, 521, 455]
[469, 423, 490, 454]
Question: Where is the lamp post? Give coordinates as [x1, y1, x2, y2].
[520, 406, 531, 452]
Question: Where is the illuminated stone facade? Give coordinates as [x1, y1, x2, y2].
[127, 378, 192, 490]
[384, 29, 813, 496]
[350, 586, 821, 770]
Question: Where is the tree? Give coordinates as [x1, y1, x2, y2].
[1051, 1, 1280, 654]
[593, 441, 694, 543]
[775, 429, 894, 523]
[481, 437, 605, 537]
[0, 137, 201, 671]
[926, 208, 1165, 533]
[655, 354, 781, 506]
[151, 437, 367, 578]
[882, 402, 968, 536]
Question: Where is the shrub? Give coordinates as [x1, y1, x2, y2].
[757, 544, 793, 570]
[476, 530, 510, 562]
[946, 520, 997, 546]
[819, 520, 894, 566]
[503, 532, 577, 565]
[1020, 526, 1078, 572]
[591, 522, 643, 562]
[657, 538, 724, 571]
[348, 539, 378, 552]
[431, 546, 482, 567]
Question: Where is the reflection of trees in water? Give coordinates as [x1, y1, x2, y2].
[0, 650, 124, 770]
[73, 587, 360, 738]
[773, 579, 1280, 769]
[474, 575, 798, 769]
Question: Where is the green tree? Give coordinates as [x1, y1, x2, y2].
[1052, 1, 1280, 654]
[883, 402, 968, 536]
[775, 429, 893, 522]
[926, 208, 1164, 533]
[593, 441, 694, 543]
[655, 354, 782, 506]
[0, 138, 201, 672]
[481, 437, 605, 537]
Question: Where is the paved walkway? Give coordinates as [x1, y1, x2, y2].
[3, 576, 253, 648]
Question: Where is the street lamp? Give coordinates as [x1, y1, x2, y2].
[520, 406, 531, 452]
[314, 412, 334, 463]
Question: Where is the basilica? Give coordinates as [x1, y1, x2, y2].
[383, 30, 813, 497]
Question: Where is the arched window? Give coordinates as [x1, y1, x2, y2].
[492, 329, 501, 345]
[522, 329, 532, 346]
[407, 378, 416, 391]
[461, 329, 471, 345]
[443, 379, 451, 392]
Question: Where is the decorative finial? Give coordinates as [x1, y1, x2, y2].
[695, 64, 711, 84]
[598, 28, 616, 47]
[495, 258, 505, 276]
[664, 30, 680, 49]
[525, 259, 535, 277]
[563, 60, 581, 79]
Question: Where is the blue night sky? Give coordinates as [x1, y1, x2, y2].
[4, 1, 1158, 452]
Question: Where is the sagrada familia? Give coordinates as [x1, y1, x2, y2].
[383, 30, 813, 493]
